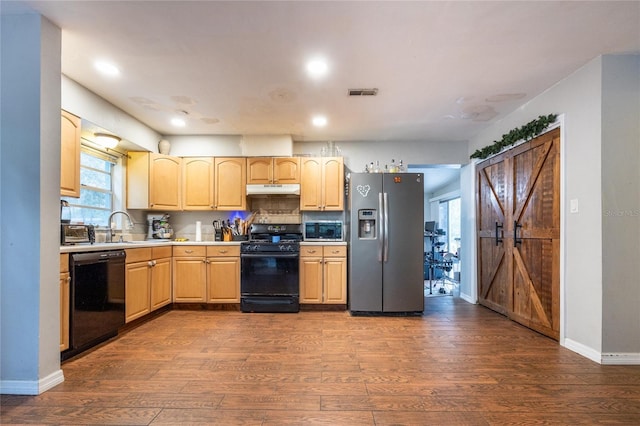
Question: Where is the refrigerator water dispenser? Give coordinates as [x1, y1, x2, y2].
[358, 209, 376, 239]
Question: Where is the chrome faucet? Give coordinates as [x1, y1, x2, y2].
[107, 210, 134, 243]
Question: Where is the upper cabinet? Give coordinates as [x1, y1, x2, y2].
[300, 157, 344, 211]
[127, 152, 182, 210]
[214, 157, 246, 210]
[183, 157, 214, 210]
[60, 110, 81, 197]
[247, 157, 300, 184]
[128, 154, 246, 211]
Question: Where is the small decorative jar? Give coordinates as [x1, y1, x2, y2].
[158, 139, 171, 155]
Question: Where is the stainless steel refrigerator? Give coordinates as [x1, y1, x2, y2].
[348, 172, 424, 313]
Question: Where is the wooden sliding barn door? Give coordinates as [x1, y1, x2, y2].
[477, 128, 560, 340]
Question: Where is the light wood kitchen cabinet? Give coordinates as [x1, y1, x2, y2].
[125, 246, 172, 323]
[60, 110, 81, 198]
[172, 246, 207, 302]
[183, 157, 215, 210]
[127, 152, 182, 210]
[247, 157, 300, 184]
[214, 157, 246, 210]
[300, 157, 344, 211]
[206, 245, 240, 303]
[59, 254, 70, 351]
[300, 245, 347, 304]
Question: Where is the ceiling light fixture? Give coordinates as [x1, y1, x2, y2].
[171, 117, 186, 127]
[306, 58, 328, 78]
[94, 133, 120, 149]
[94, 60, 120, 77]
[312, 116, 327, 127]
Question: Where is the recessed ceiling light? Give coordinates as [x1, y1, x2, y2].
[306, 58, 328, 78]
[171, 118, 186, 127]
[312, 115, 327, 127]
[94, 60, 120, 77]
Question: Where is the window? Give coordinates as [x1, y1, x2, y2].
[61, 148, 116, 227]
[438, 197, 461, 255]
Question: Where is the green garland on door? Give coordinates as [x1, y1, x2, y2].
[470, 114, 558, 160]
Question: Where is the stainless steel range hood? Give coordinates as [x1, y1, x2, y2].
[246, 184, 300, 196]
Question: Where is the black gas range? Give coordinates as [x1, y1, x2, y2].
[240, 224, 303, 313]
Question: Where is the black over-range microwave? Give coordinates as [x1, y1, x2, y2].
[303, 221, 343, 242]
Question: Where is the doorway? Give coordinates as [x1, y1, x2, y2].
[408, 164, 462, 297]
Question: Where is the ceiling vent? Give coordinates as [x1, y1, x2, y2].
[348, 88, 378, 96]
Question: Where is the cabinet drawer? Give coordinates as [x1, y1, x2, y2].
[152, 246, 172, 259]
[126, 248, 152, 263]
[300, 246, 323, 257]
[323, 246, 347, 257]
[60, 253, 69, 273]
[207, 245, 240, 257]
[173, 245, 206, 257]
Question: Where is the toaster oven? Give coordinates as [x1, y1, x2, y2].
[61, 224, 95, 245]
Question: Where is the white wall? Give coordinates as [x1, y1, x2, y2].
[467, 55, 640, 361]
[293, 140, 469, 172]
[601, 55, 640, 357]
[62, 76, 161, 153]
[1, 13, 63, 394]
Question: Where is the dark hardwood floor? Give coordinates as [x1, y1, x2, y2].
[3, 297, 640, 425]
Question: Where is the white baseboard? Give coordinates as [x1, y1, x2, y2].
[563, 338, 603, 364]
[601, 352, 640, 365]
[0, 369, 64, 395]
[459, 292, 476, 304]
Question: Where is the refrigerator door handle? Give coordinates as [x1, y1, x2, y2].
[378, 192, 384, 262]
[383, 192, 389, 262]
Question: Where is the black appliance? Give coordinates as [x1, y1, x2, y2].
[63, 250, 126, 360]
[240, 223, 302, 313]
[303, 220, 343, 241]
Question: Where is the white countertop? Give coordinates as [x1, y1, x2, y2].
[60, 240, 240, 253]
[61, 240, 346, 253]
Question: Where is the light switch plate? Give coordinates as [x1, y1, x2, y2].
[570, 199, 579, 213]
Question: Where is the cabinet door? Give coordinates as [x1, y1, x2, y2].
[321, 157, 344, 211]
[183, 157, 214, 210]
[324, 257, 347, 304]
[173, 258, 207, 302]
[59, 272, 70, 351]
[151, 257, 172, 310]
[274, 157, 300, 184]
[214, 157, 246, 210]
[207, 257, 240, 302]
[300, 158, 322, 210]
[60, 110, 81, 197]
[247, 157, 273, 184]
[125, 261, 151, 323]
[300, 256, 323, 303]
[149, 153, 181, 210]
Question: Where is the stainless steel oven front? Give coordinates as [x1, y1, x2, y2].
[240, 244, 300, 313]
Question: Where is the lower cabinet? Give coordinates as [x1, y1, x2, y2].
[300, 245, 347, 304]
[173, 245, 240, 303]
[59, 254, 70, 351]
[125, 247, 172, 323]
[206, 245, 240, 303]
[172, 246, 207, 302]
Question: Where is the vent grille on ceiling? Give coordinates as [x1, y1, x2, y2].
[348, 88, 378, 96]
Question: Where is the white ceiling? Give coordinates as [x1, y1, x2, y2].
[4, 0, 639, 147]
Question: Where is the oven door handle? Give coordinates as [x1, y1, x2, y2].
[241, 253, 300, 259]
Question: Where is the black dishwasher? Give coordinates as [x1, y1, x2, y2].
[63, 250, 126, 360]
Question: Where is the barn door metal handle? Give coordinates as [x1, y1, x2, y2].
[495, 222, 503, 246]
[514, 221, 523, 247]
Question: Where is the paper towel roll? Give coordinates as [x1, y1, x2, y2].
[195, 221, 202, 242]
